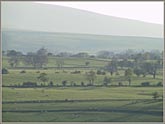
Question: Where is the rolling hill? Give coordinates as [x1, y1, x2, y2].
[1, 2, 163, 53]
[1, 2, 163, 38]
[2, 30, 163, 54]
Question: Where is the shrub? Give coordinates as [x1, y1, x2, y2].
[81, 82, 85, 86]
[152, 92, 159, 100]
[157, 82, 163, 86]
[22, 82, 37, 87]
[97, 70, 102, 75]
[62, 80, 67, 86]
[70, 71, 81, 74]
[20, 70, 26, 73]
[2, 68, 8, 74]
[118, 82, 123, 86]
[49, 81, 54, 86]
[141, 82, 150, 86]
[97, 70, 106, 75]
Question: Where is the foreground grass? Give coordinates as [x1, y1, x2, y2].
[3, 99, 163, 122]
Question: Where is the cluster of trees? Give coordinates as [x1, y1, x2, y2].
[4, 49, 162, 60]
[6, 50, 22, 67]
[3, 48, 163, 87]
[97, 49, 163, 60]
[24, 48, 48, 68]
[4, 49, 162, 69]
[6, 48, 48, 68]
[104, 57, 162, 80]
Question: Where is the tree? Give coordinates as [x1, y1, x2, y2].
[97, 51, 114, 59]
[85, 70, 96, 86]
[81, 82, 85, 86]
[152, 92, 159, 100]
[62, 80, 67, 87]
[72, 52, 89, 58]
[56, 59, 64, 69]
[85, 61, 90, 66]
[8, 56, 19, 67]
[36, 48, 48, 68]
[141, 62, 157, 79]
[2, 51, 5, 56]
[24, 48, 48, 68]
[24, 52, 37, 67]
[124, 68, 133, 86]
[105, 60, 117, 76]
[47, 52, 53, 56]
[49, 81, 54, 87]
[37, 73, 49, 85]
[7, 50, 23, 68]
[133, 67, 142, 77]
[7, 50, 18, 56]
[103, 76, 111, 86]
[2, 68, 9, 74]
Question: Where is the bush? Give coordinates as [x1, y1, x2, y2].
[152, 92, 159, 100]
[97, 70, 102, 75]
[81, 82, 85, 86]
[62, 80, 67, 86]
[118, 82, 123, 86]
[97, 70, 106, 75]
[141, 82, 150, 86]
[49, 81, 54, 86]
[22, 82, 37, 87]
[2, 68, 9, 74]
[20, 70, 26, 73]
[70, 71, 81, 74]
[157, 82, 163, 86]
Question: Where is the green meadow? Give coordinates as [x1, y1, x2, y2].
[2, 56, 163, 122]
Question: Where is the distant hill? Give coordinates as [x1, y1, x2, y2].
[2, 30, 163, 54]
[2, 2, 163, 38]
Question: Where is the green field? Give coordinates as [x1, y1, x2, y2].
[2, 56, 163, 122]
[2, 87, 163, 122]
[3, 99, 163, 122]
[2, 69, 163, 86]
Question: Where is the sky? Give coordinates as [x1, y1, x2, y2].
[37, 1, 164, 25]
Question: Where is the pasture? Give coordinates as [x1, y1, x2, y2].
[2, 56, 163, 122]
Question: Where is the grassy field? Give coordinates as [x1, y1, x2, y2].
[3, 99, 163, 122]
[2, 87, 163, 122]
[2, 87, 163, 101]
[2, 56, 109, 68]
[2, 56, 163, 122]
[2, 69, 163, 86]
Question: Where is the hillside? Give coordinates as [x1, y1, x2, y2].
[2, 2, 163, 38]
[2, 30, 163, 54]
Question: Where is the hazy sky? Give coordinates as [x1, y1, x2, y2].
[37, 1, 164, 24]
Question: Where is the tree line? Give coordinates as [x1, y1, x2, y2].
[4, 48, 163, 69]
